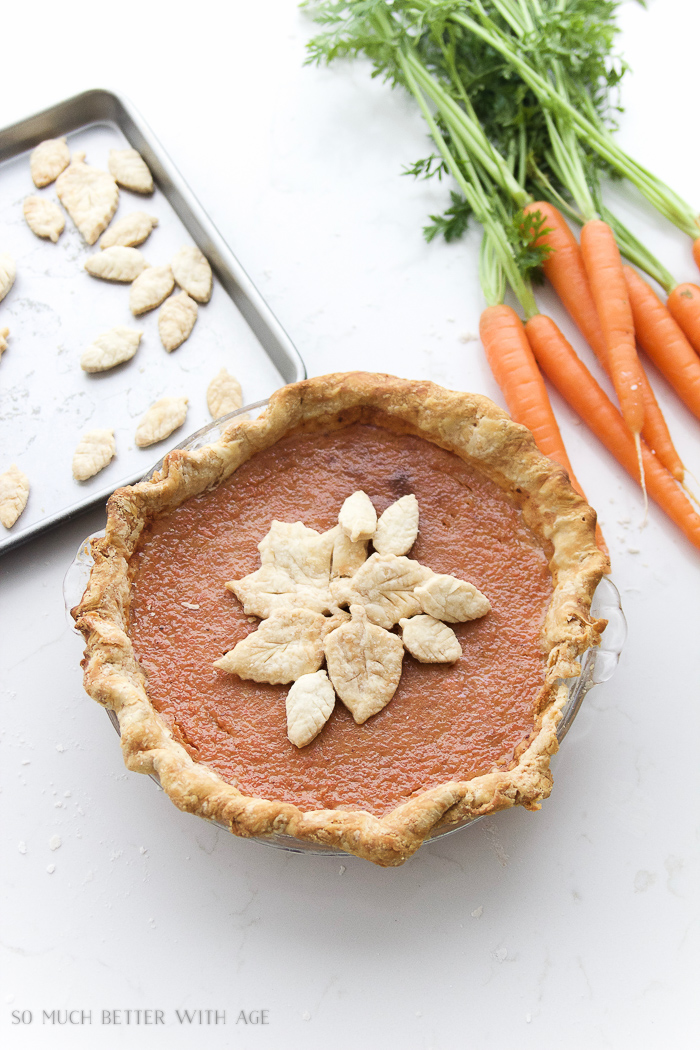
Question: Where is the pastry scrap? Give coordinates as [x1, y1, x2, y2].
[373, 494, 419, 556]
[0, 327, 8, 359]
[206, 368, 245, 419]
[0, 253, 16, 303]
[399, 614, 462, 664]
[329, 524, 368, 579]
[135, 396, 189, 448]
[30, 137, 70, 187]
[23, 196, 65, 243]
[129, 265, 174, 315]
[322, 608, 352, 635]
[171, 245, 212, 303]
[80, 326, 142, 373]
[108, 148, 154, 194]
[0, 464, 30, 528]
[214, 607, 327, 685]
[285, 671, 336, 748]
[55, 152, 119, 244]
[100, 211, 158, 249]
[158, 291, 197, 351]
[219, 492, 490, 746]
[84, 245, 149, 282]
[72, 429, 116, 481]
[338, 490, 377, 543]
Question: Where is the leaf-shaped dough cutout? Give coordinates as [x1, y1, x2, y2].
[171, 245, 212, 303]
[80, 327, 142, 373]
[56, 152, 119, 244]
[129, 265, 174, 315]
[0, 327, 8, 358]
[399, 615, 462, 663]
[226, 565, 290, 618]
[0, 464, 29, 528]
[226, 521, 335, 618]
[0, 253, 16, 303]
[324, 605, 404, 724]
[23, 196, 65, 242]
[108, 148, 154, 194]
[100, 211, 159, 249]
[85, 246, 149, 282]
[338, 490, 377, 543]
[214, 607, 327, 685]
[373, 494, 419, 556]
[414, 574, 491, 623]
[72, 429, 116, 481]
[158, 291, 197, 351]
[135, 396, 188, 447]
[30, 137, 70, 187]
[334, 552, 431, 629]
[207, 368, 245, 419]
[286, 670, 336, 747]
[258, 520, 335, 583]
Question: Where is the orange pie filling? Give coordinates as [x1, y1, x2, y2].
[128, 423, 554, 818]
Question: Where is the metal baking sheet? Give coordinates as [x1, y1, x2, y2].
[0, 88, 305, 556]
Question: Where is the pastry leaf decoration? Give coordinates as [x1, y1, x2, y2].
[331, 552, 432, 629]
[286, 670, 336, 748]
[324, 605, 404, 724]
[226, 521, 335, 617]
[216, 492, 490, 747]
[213, 607, 327, 685]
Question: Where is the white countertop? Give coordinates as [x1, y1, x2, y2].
[2, 2, 699, 1047]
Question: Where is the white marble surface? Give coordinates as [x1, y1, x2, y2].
[1, 1, 699, 1047]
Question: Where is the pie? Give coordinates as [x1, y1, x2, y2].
[73, 372, 608, 866]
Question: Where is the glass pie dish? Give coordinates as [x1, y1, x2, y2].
[64, 400, 626, 858]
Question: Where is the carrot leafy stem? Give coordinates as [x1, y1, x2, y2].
[304, 0, 692, 298]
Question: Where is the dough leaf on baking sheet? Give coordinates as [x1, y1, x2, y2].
[56, 152, 119, 245]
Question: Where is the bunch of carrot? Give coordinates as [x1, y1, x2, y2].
[481, 204, 700, 553]
[307, 0, 700, 553]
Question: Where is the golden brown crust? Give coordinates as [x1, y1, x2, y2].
[74, 372, 609, 866]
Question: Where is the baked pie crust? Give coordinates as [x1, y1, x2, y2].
[73, 372, 609, 866]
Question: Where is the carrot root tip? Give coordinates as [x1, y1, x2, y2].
[681, 477, 700, 512]
[634, 432, 649, 526]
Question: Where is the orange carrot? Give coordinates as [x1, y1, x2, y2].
[480, 305, 607, 552]
[692, 239, 700, 274]
[591, 317, 686, 483]
[526, 314, 700, 552]
[667, 282, 700, 357]
[480, 305, 579, 472]
[579, 220, 644, 435]
[624, 266, 700, 425]
[525, 204, 684, 481]
[637, 372, 686, 481]
[523, 201, 607, 360]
